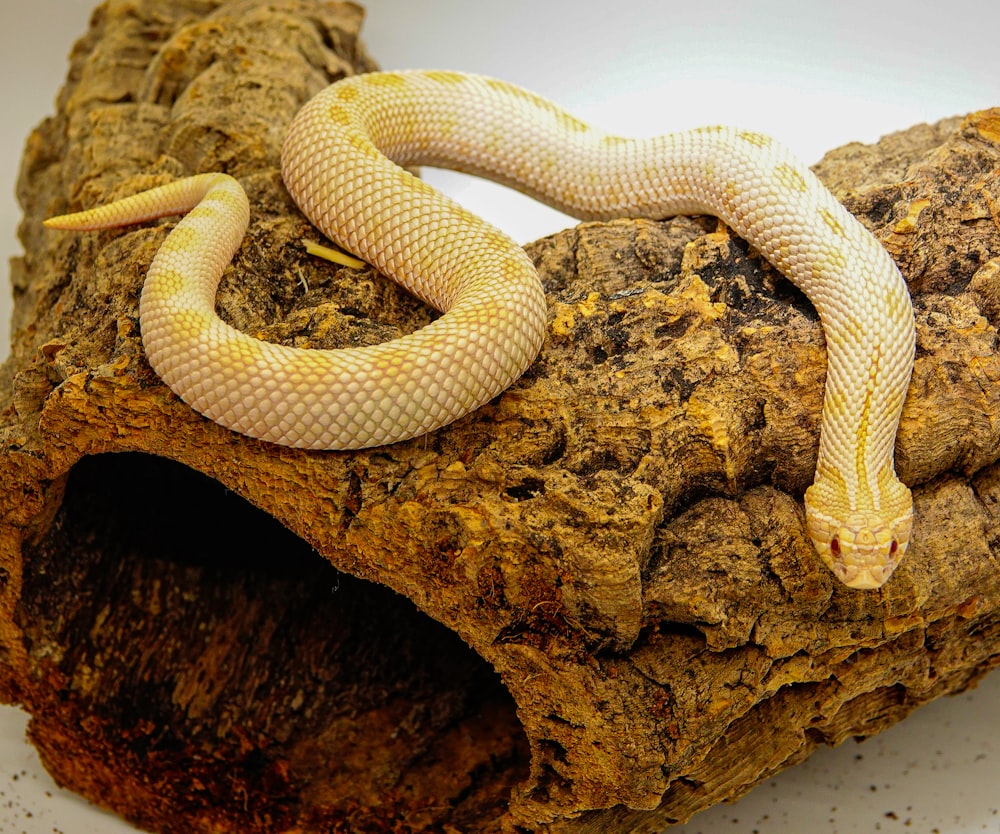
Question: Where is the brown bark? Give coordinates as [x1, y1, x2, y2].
[2, 1, 1000, 832]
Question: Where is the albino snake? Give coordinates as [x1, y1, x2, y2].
[45, 70, 915, 589]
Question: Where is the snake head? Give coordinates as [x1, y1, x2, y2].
[804, 479, 913, 590]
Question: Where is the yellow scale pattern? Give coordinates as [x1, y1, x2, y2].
[45, 70, 915, 589]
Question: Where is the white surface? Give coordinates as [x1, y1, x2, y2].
[1, 1, 998, 832]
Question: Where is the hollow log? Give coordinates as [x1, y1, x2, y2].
[2, 1, 1000, 832]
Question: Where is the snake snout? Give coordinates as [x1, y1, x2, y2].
[829, 537, 902, 589]
[804, 498, 914, 590]
[821, 524, 906, 589]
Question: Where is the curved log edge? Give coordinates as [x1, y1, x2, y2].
[2, 1, 1000, 832]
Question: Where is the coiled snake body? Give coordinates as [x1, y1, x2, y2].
[45, 70, 915, 589]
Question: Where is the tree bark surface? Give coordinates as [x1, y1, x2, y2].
[2, 1, 1000, 832]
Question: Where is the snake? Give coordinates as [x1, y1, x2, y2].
[44, 70, 916, 590]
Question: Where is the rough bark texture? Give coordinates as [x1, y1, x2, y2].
[2, 1, 1000, 832]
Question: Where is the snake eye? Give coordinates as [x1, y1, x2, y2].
[890, 539, 898, 555]
[830, 537, 840, 555]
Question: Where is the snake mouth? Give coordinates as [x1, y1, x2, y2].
[827, 556, 899, 590]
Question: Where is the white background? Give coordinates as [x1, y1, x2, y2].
[1, 1, 998, 832]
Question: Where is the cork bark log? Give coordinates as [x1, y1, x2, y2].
[3, 1, 1000, 832]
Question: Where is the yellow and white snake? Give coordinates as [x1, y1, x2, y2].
[45, 70, 915, 589]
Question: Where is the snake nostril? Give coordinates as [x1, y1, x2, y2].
[830, 537, 840, 555]
[890, 539, 898, 555]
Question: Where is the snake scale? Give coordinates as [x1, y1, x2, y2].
[45, 70, 916, 589]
